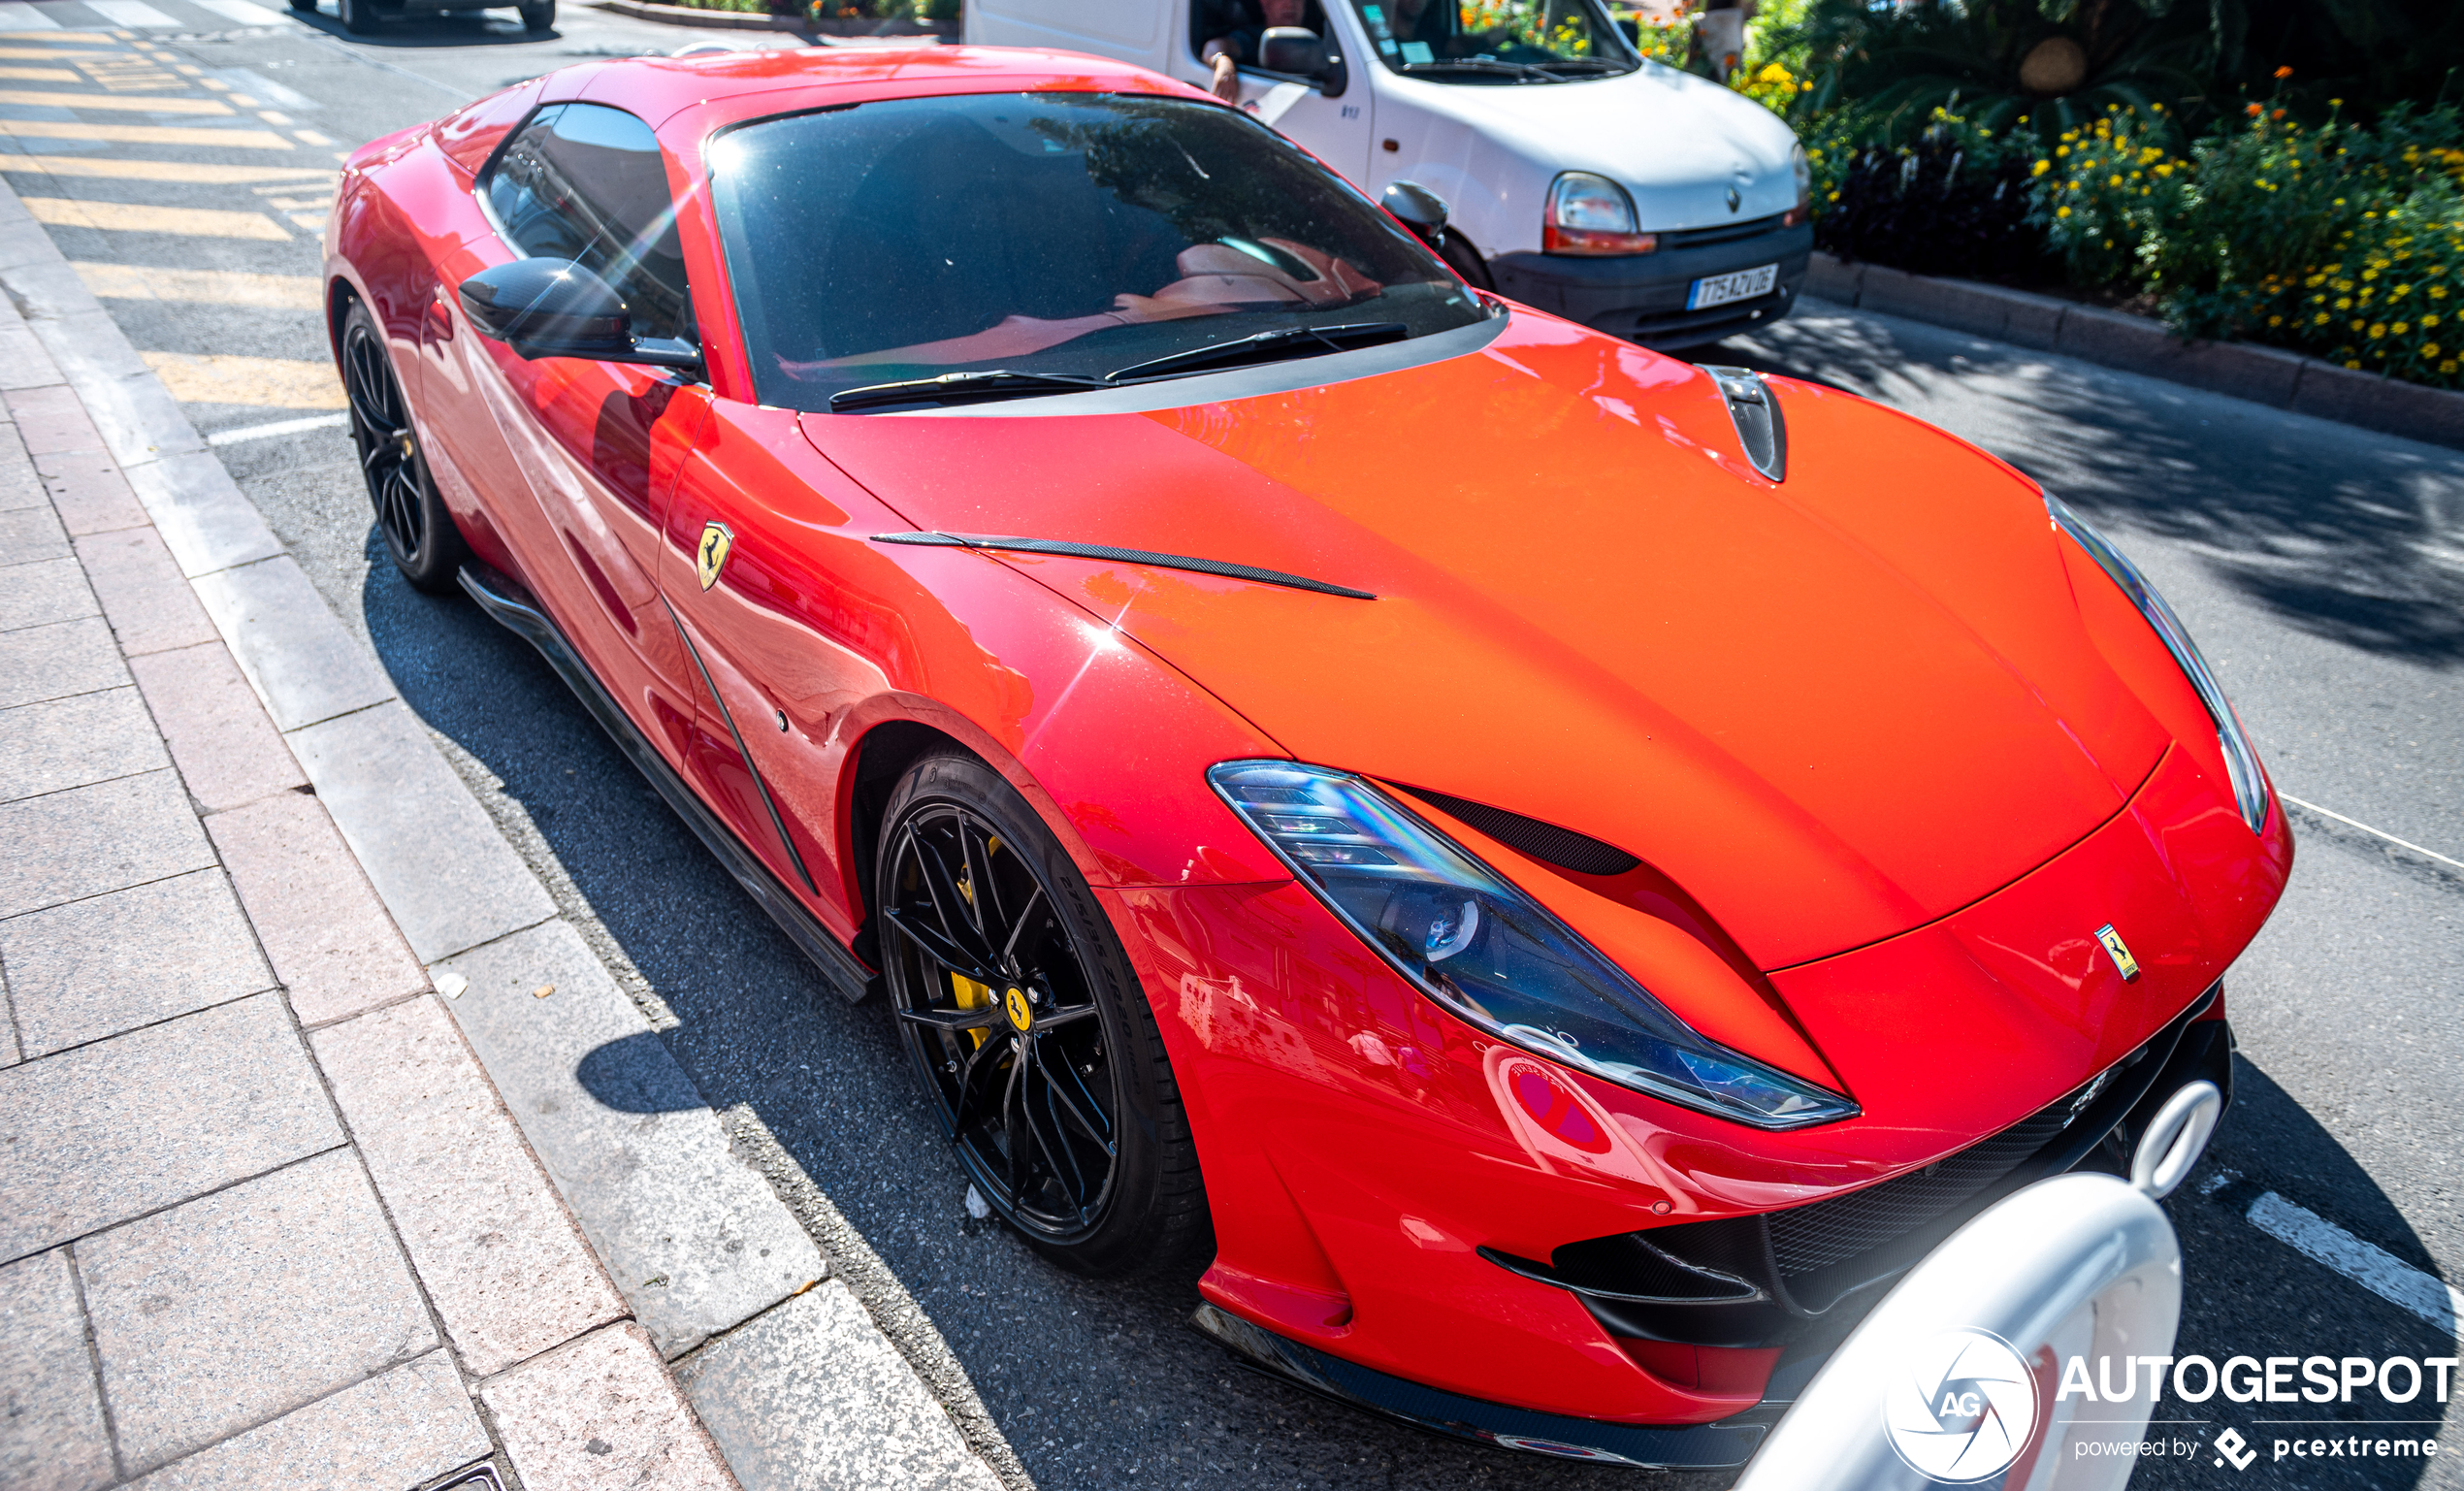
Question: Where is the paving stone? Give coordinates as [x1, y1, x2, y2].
[0, 993, 341, 1259]
[0, 320, 55, 396]
[440, 921, 825, 1358]
[122, 452, 282, 581]
[2, 384, 101, 459]
[0, 502, 68, 563]
[314, 996, 625, 1378]
[0, 615, 127, 711]
[35, 449, 145, 536]
[679, 1282, 1003, 1491]
[483, 1324, 735, 1491]
[0, 685, 167, 803]
[0, 555, 97, 632]
[81, 1150, 438, 1475]
[290, 700, 556, 963]
[190, 556, 393, 731]
[128, 641, 305, 813]
[75, 528, 216, 658]
[127, 1350, 485, 1491]
[207, 791, 424, 1027]
[1, 869, 273, 1058]
[0, 1248, 113, 1491]
[0, 769, 214, 920]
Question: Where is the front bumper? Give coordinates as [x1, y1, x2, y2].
[1192, 1006, 2236, 1467]
[1491, 219, 1814, 350]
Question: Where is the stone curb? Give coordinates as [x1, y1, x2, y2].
[1805, 252, 2464, 451]
[0, 180, 1005, 1487]
[586, 0, 954, 37]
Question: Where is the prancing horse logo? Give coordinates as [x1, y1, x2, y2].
[2094, 924, 2141, 982]
[1004, 985, 1033, 1033]
[696, 522, 732, 591]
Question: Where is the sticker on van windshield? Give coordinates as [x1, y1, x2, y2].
[1400, 41, 1433, 63]
[1378, 37, 1399, 53]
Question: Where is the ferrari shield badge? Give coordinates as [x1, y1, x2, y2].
[1004, 985, 1033, 1033]
[696, 522, 732, 591]
[2093, 924, 2142, 982]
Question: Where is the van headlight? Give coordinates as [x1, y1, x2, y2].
[2049, 496, 2272, 833]
[1544, 171, 1658, 255]
[1211, 762, 1858, 1129]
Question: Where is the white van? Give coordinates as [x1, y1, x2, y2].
[964, 0, 1812, 348]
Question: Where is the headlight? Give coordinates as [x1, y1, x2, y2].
[1544, 171, 1657, 256]
[2049, 496, 2272, 833]
[1784, 142, 1811, 226]
[1210, 762, 1859, 1130]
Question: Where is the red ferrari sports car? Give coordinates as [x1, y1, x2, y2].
[325, 45, 2290, 1466]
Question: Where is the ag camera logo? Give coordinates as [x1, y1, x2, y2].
[1881, 1328, 2040, 1482]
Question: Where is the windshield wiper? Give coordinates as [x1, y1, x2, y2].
[1396, 57, 1561, 81]
[827, 369, 1106, 413]
[1105, 322, 1410, 383]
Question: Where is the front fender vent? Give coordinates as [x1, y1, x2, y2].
[1699, 365, 1787, 482]
[1392, 785, 1641, 876]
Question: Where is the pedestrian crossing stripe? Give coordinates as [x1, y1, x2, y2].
[141, 352, 343, 409]
[0, 87, 229, 113]
[0, 33, 128, 45]
[76, 261, 318, 308]
[0, 119, 291, 147]
[0, 48, 125, 59]
[23, 197, 289, 239]
[0, 65, 82, 81]
[0, 154, 329, 182]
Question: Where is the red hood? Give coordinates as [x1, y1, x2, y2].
[801, 311, 2172, 970]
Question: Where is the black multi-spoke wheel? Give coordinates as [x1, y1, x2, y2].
[340, 299, 465, 593]
[879, 752, 1208, 1275]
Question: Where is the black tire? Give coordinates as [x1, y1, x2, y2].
[287, 0, 314, 12]
[518, 0, 553, 28]
[338, 0, 375, 32]
[877, 751, 1208, 1278]
[1439, 230, 1495, 293]
[340, 300, 467, 592]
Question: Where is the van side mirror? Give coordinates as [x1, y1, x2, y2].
[1260, 26, 1346, 97]
[1382, 180, 1448, 252]
[457, 257, 700, 373]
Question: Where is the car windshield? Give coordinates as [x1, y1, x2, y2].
[1352, 0, 1638, 78]
[707, 93, 1484, 411]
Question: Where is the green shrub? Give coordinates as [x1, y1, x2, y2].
[1816, 106, 2048, 278]
[2030, 104, 2192, 286]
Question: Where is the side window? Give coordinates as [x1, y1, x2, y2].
[1190, 0, 1327, 68]
[484, 103, 695, 344]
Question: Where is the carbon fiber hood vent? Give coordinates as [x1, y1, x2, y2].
[1393, 785, 1641, 877]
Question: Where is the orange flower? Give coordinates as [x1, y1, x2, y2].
[2246, 103, 2263, 117]
[2274, 65, 2293, 80]
[2272, 109, 2286, 120]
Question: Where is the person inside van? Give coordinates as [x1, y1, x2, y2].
[1198, 0, 1310, 102]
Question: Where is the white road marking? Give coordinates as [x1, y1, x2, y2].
[0, 2, 61, 29]
[81, 0, 180, 26]
[2247, 1190, 2461, 1334]
[2279, 794, 2464, 873]
[193, 0, 294, 22]
[206, 411, 346, 444]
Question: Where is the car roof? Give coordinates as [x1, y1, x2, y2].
[547, 45, 1209, 134]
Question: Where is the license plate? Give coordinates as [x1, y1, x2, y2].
[1687, 263, 1778, 311]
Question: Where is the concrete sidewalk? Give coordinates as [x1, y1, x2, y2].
[0, 285, 738, 1487]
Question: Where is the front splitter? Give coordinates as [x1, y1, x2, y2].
[1190, 1304, 1796, 1468]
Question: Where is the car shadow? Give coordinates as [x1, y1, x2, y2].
[1717, 309, 2464, 668]
[288, 6, 555, 48]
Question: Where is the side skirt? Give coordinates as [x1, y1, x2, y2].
[458, 560, 875, 1004]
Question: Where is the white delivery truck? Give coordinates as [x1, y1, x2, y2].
[965, 0, 1812, 348]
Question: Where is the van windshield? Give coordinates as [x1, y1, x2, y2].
[1353, 0, 1639, 80]
[707, 93, 1483, 412]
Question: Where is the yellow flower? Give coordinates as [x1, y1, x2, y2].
[2057, 206, 2072, 218]
[2425, 342, 2442, 357]
[2336, 297, 2351, 309]
[2315, 312, 2331, 324]
[2443, 361, 2460, 374]
[2426, 313, 2444, 328]
[2392, 322, 2410, 336]
[2369, 323, 2386, 338]
[2268, 314, 2283, 326]
[2032, 160, 2051, 177]
[2109, 175, 2123, 188]
[2347, 359, 2361, 369]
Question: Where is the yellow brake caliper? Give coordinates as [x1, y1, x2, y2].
[947, 838, 1004, 1050]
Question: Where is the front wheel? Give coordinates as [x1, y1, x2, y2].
[340, 300, 467, 592]
[337, 0, 375, 32]
[287, 0, 314, 12]
[877, 752, 1209, 1278]
[518, 0, 553, 28]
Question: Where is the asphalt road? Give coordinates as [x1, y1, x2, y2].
[9, 9, 2458, 1486]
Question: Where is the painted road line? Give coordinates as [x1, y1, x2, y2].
[192, 0, 294, 22]
[0, 119, 293, 147]
[23, 197, 288, 240]
[74, 261, 318, 308]
[78, 55, 182, 90]
[83, 0, 182, 26]
[0, 154, 328, 182]
[0, 87, 229, 113]
[0, 64, 81, 81]
[1, 32, 126, 44]
[292, 126, 332, 146]
[207, 412, 347, 445]
[2248, 1191, 2463, 1333]
[0, 2, 59, 28]
[142, 352, 344, 409]
[0, 47, 120, 58]
[2279, 794, 2464, 873]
